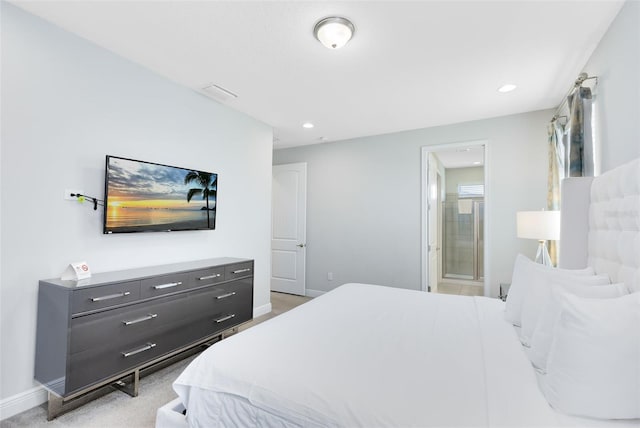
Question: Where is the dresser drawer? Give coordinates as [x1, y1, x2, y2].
[67, 323, 205, 394]
[188, 266, 225, 288]
[179, 308, 248, 345]
[140, 273, 189, 299]
[70, 293, 192, 355]
[225, 262, 254, 281]
[188, 280, 253, 327]
[71, 281, 140, 315]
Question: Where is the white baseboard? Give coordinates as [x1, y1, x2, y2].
[253, 302, 272, 318]
[305, 289, 326, 298]
[0, 385, 47, 421]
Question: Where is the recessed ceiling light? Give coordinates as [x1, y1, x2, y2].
[302, 122, 314, 129]
[498, 84, 517, 93]
[473, 161, 481, 165]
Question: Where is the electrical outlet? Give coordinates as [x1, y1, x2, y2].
[64, 189, 83, 201]
[327, 272, 333, 281]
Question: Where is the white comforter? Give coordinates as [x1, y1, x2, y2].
[173, 283, 636, 427]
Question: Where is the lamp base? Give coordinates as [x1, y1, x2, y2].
[535, 240, 552, 266]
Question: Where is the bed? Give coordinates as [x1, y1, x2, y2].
[157, 158, 639, 427]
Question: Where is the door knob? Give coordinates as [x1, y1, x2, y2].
[297, 243, 306, 248]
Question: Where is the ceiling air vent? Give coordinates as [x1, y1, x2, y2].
[200, 83, 238, 102]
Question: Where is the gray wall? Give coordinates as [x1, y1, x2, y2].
[582, 0, 639, 173]
[445, 167, 484, 195]
[0, 3, 272, 405]
[274, 110, 552, 296]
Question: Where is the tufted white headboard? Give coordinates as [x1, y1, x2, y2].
[559, 158, 640, 292]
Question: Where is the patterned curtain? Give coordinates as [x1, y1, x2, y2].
[547, 120, 565, 266]
[547, 84, 593, 266]
[566, 86, 594, 177]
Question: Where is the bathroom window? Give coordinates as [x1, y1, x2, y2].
[458, 184, 484, 198]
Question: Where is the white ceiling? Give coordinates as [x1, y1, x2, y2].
[435, 146, 485, 169]
[12, 1, 624, 149]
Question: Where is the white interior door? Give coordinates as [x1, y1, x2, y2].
[271, 163, 307, 295]
[428, 154, 439, 293]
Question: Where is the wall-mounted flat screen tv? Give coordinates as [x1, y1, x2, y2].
[104, 155, 217, 234]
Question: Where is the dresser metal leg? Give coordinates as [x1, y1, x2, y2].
[47, 387, 114, 421]
[47, 392, 63, 421]
[112, 370, 140, 397]
[222, 326, 238, 339]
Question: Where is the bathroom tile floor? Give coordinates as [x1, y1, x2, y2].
[437, 282, 484, 296]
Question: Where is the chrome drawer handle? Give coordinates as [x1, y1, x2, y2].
[216, 292, 236, 300]
[232, 268, 251, 274]
[91, 291, 131, 302]
[153, 281, 182, 290]
[123, 313, 158, 326]
[214, 314, 235, 323]
[198, 274, 221, 281]
[121, 342, 156, 358]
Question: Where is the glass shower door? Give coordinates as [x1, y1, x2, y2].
[475, 201, 484, 280]
[443, 197, 484, 281]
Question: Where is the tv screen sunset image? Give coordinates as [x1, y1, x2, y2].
[104, 157, 217, 233]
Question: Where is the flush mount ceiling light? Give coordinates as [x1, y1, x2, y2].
[314, 17, 355, 49]
[302, 122, 314, 129]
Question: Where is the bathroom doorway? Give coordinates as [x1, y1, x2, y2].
[442, 170, 484, 281]
[421, 142, 487, 297]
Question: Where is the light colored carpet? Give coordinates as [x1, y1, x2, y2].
[1, 292, 311, 428]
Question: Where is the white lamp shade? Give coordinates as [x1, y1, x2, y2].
[517, 211, 561, 241]
[314, 17, 355, 49]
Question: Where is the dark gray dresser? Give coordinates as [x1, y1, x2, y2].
[35, 257, 253, 419]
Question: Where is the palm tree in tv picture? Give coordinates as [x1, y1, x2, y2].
[184, 171, 217, 229]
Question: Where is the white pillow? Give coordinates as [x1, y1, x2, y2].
[519, 273, 611, 346]
[504, 254, 595, 326]
[527, 282, 629, 372]
[542, 292, 640, 419]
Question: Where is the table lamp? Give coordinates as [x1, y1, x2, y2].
[516, 210, 561, 266]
